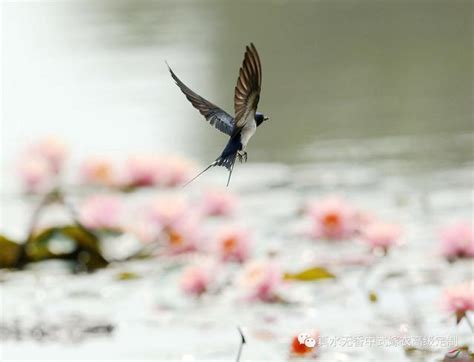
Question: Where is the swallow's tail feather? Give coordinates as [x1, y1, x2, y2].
[182, 152, 237, 187]
[184, 136, 240, 187]
[182, 160, 218, 187]
[217, 152, 237, 187]
[216, 152, 237, 170]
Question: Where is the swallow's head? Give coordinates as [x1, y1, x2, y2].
[255, 112, 269, 126]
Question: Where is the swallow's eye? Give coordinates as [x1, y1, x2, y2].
[298, 333, 310, 344]
[304, 337, 316, 348]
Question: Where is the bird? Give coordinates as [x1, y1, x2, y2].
[167, 43, 269, 186]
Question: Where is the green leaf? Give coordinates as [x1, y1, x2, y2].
[97, 228, 123, 237]
[116, 271, 141, 281]
[60, 225, 109, 271]
[404, 346, 434, 357]
[0, 235, 23, 268]
[25, 228, 57, 261]
[25, 224, 109, 271]
[368, 291, 378, 303]
[283, 266, 335, 281]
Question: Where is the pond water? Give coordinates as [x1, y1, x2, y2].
[2, 0, 472, 168]
[1, 1, 473, 361]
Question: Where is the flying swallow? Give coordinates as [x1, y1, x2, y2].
[167, 43, 269, 186]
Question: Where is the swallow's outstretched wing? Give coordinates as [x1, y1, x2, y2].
[233, 43, 262, 134]
[167, 63, 235, 136]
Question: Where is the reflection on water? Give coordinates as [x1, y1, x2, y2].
[2, 0, 472, 175]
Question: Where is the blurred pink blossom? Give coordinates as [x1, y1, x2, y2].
[134, 197, 201, 251]
[122, 155, 194, 188]
[18, 156, 53, 192]
[180, 263, 215, 297]
[200, 189, 238, 216]
[161, 156, 195, 187]
[439, 221, 474, 260]
[361, 222, 402, 253]
[162, 216, 201, 254]
[443, 281, 474, 323]
[31, 136, 68, 174]
[79, 194, 123, 230]
[18, 136, 68, 191]
[123, 155, 164, 187]
[307, 197, 357, 240]
[354, 210, 378, 233]
[216, 225, 253, 263]
[148, 196, 189, 229]
[239, 260, 282, 302]
[80, 156, 116, 186]
[128, 209, 158, 244]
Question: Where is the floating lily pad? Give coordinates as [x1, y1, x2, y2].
[283, 266, 336, 281]
[0, 235, 23, 268]
[368, 291, 378, 303]
[404, 346, 435, 357]
[116, 271, 141, 281]
[24, 225, 108, 271]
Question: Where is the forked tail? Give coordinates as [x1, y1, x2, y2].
[221, 153, 237, 187]
[182, 161, 217, 187]
[182, 152, 237, 187]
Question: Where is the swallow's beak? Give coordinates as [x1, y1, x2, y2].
[264, 116, 270, 121]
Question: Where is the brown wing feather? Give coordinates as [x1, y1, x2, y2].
[233, 43, 262, 130]
[167, 63, 235, 136]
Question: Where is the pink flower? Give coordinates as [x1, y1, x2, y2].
[141, 196, 202, 253]
[180, 263, 216, 297]
[79, 194, 123, 230]
[200, 189, 238, 216]
[362, 222, 402, 253]
[354, 210, 378, 233]
[162, 216, 201, 254]
[307, 197, 357, 240]
[443, 281, 474, 323]
[128, 209, 158, 244]
[18, 156, 53, 192]
[31, 136, 68, 174]
[239, 260, 282, 302]
[439, 221, 474, 260]
[161, 156, 194, 187]
[121, 155, 194, 188]
[216, 225, 253, 263]
[123, 155, 163, 187]
[18, 137, 68, 191]
[80, 156, 116, 186]
[148, 196, 189, 229]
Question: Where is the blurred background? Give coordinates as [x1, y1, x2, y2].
[3, 0, 472, 174]
[1, 1, 473, 361]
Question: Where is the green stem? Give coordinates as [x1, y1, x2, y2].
[464, 313, 474, 334]
[236, 326, 246, 362]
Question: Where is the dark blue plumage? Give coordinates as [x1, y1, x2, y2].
[218, 137, 242, 169]
[255, 112, 266, 127]
[168, 43, 269, 186]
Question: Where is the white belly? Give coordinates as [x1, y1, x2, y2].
[240, 120, 257, 149]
